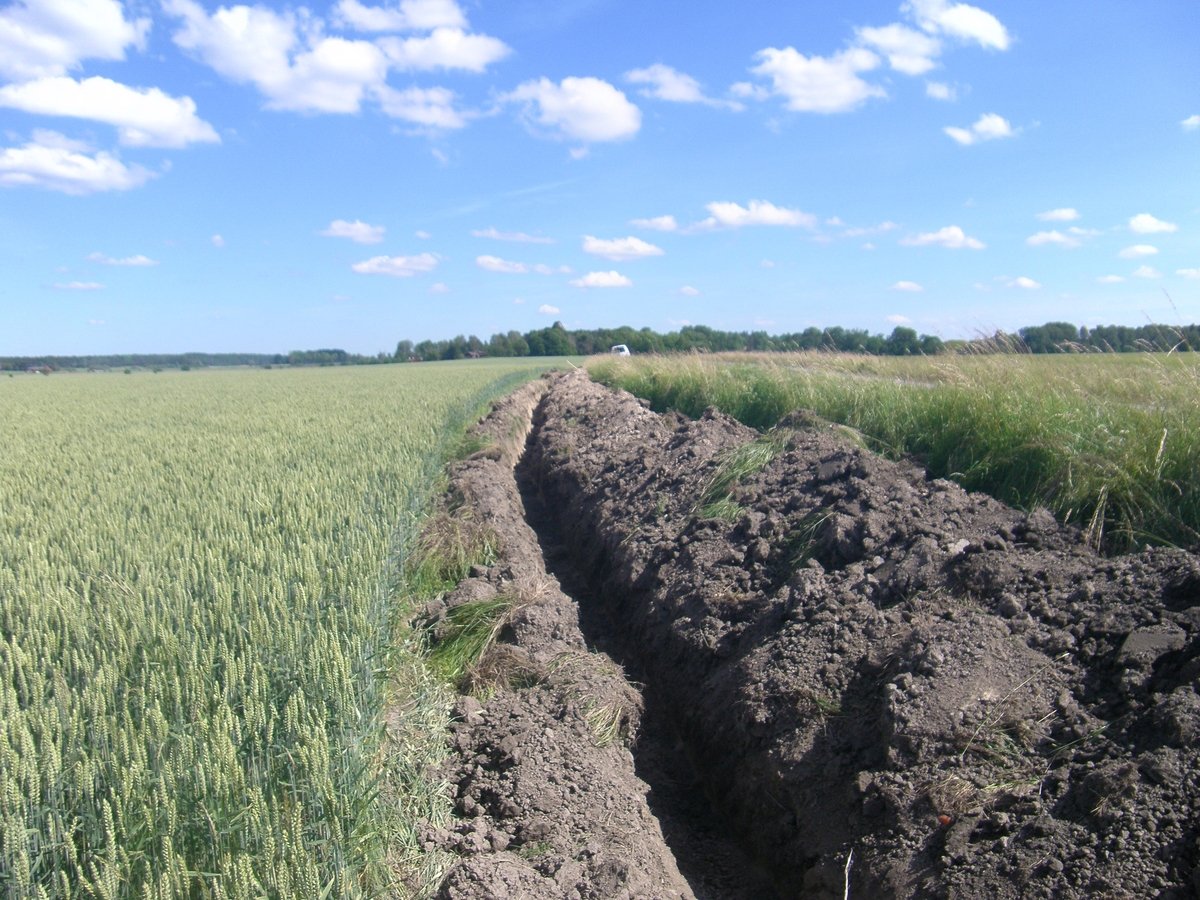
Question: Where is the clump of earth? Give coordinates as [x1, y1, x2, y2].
[420, 370, 1200, 899]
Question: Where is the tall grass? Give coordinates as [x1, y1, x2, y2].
[589, 352, 1200, 553]
[0, 359, 552, 900]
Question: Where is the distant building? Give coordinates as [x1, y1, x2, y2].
[610, 344, 631, 356]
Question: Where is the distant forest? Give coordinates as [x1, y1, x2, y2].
[4, 321, 1198, 370]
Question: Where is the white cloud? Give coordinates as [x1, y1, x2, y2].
[582, 235, 664, 261]
[1128, 213, 1177, 234]
[1176, 268, 1200, 280]
[503, 76, 641, 144]
[760, 258, 776, 267]
[856, 23, 941, 75]
[0, 130, 152, 194]
[532, 263, 572, 274]
[1118, 244, 1158, 258]
[904, 0, 1010, 51]
[842, 220, 900, 237]
[1007, 276, 1041, 289]
[414, 229, 430, 238]
[899, 225, 985, 249]
[690, 199, 816, 232]
[476, 254, 527, 273]
[331, 293, 350, 301]
[1132, 265, 1162, 279]
[749, 46, 884, 114]
[321, 218, 386, 243]
[0, 0, 150, 82]
[1037, 207, 1079, 222]
[377, 27, 508, 72]
[0, 76, 220, 148]
[862, 242, 876, 250]
[512, 297, 525, 304]
[887, 314, 913, 323]
[52, 280, 104, 289]
[925, 81, 954, 100]
[89, 318, 105, 324]
[1095, 275, 1124, 283]
[625, 63, 740, 109]
[729, 81, 769, 101]
[537, 303, 559, 314]
[427, 281, 450, 292]
[1181, 114, 1200, 131]
[679, 285, 699, 296]
[351, 252, 438, 275]
[166, 0, 387, 114]
[944, 112, 1014, 145]
[569, 270, 632, 288]
[211, 234, 225, 247]
[630, 215, 677, 232]
[471, 226, 555, 243]
[87, 251, 158, 266]
[1068, 226, 1100, 237]
[375, 85, 467, 128]
[333, 0, 466, 32]
[1026, 230, 1080, 248]
[891, 280, 924, 291]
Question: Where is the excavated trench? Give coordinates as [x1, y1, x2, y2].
[424, 371, 1200, 900]
[517, 457, 785, 899]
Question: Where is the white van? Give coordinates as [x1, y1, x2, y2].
[610, 344, 631, 356]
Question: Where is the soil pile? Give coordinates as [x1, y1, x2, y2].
[424, 370, 1200, 899]
[519, 371, 1200, 899]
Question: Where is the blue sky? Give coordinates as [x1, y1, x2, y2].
[1, 0, 1198, 354]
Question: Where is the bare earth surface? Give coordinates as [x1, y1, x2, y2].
[423, 370, 1200, 899]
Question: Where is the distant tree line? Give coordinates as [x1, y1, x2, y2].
[6, 321, 1197, 372]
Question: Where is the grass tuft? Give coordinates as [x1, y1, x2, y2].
[427, 598, 516, 687]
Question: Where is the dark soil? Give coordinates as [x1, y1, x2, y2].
[423, 370, 1200, 900]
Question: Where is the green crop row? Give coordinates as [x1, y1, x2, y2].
[589, 351, 1200, 553]
[0, 359, 551, 900]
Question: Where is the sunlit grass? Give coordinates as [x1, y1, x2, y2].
[590, 351, 1200, 553]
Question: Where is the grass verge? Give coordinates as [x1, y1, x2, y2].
[589, 351, 1200, 553]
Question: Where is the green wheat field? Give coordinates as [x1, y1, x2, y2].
[0, 360, 552, 900]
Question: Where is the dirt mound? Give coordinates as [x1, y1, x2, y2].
[515, 371, 1200, 899]
[419, 380, 693, 900]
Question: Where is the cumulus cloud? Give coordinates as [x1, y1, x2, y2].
[1037, 207, 1079, 222]
[375, 85, 467, 127]
[856, 23, 941, 75]
[904, 0, 1010, 51]
[1128, 213, 1177, 234]
[0, 0, 150, 82]
[689, 199, 816, 232]
[631, 215, 677, 232]
[1005, 276, 1040, 289]
[1118, 244, 1158, 258]
[1177, 268, 1200, 280]
[377, 27, 508, 72]
[1181, 115, 1200, 131]
[842, 220, 900, 237]
[537, 303, 559, 314]
[502, 76, 641, 144]
[321, 218, 386, 243]
[891, 280, 924, 291]
[887, 314, 913, 324]
[944, 112, 1014, 145]
[87, 251, 158, 265]
[679, 285, 700, 296]
[749, 46, 884, 114]
[899, 225, 985, 249]
[0, 76, 220, 147]
[1132, 265, 1162, 279]
[532, 264, 572, 274]
[582, 235, 664, 261]
[52, 280, 104, 289]
[1026, 230, 1080, 248]
[625, 64, 740, 109]
[427, 281, 450, 292]
[475, 255, 527, 273]
[333, 0, 466, 32]
[0, 130, 153, 194]
[471, 226, 555, 243]
[351, 252, 438, 275]
[569, 270, 632, 288]
[211, 234, 225, 247]
[1095, 274, 1124, 283]
[925, 81, 954, 100]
